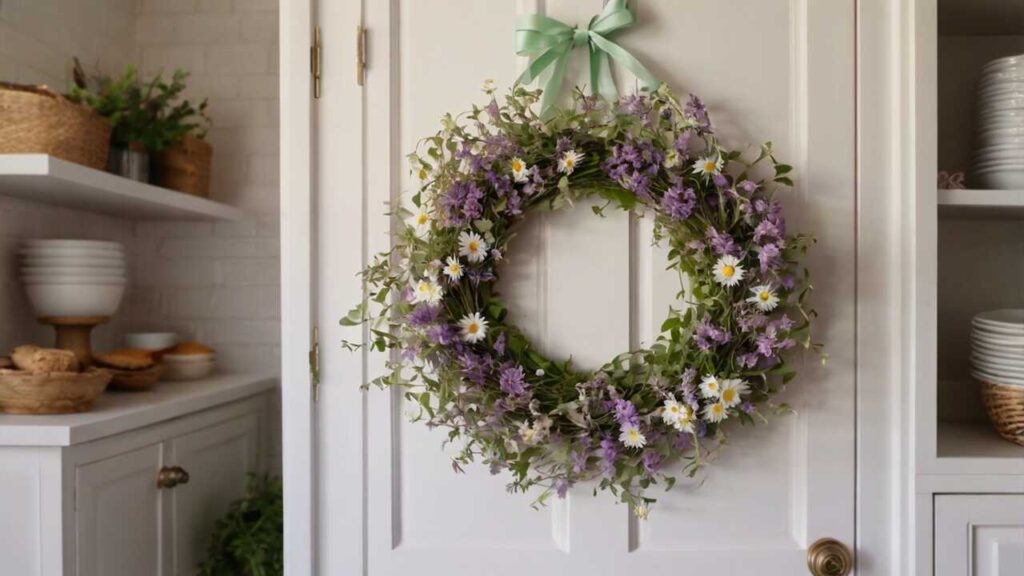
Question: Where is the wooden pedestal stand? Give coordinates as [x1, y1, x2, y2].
[38, 316, 109, 368]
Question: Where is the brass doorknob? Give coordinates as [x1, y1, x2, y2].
[807, 537, 853, 576]
[156, 466, 191, 489]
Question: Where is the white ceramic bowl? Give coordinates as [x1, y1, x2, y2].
[22, 276, 126, 286]
[971, 339, 1024, 355]
[978, 136, 1024, 148]
[24, 239, 123, 250]
[21, 256, 125, 269]
[972, 370, 1024, 387]
[162, 360, 215, 381]
[971, 362, 1024, 380]
[976, 309, 1024, 326]
[977, 125, 1024, 137]
[162, 352, 216, 364]
[972, 331, 1024, 346]
[21, 267, 125, 278]
[125, 332, 179, 350]
[972, 353, 1024, 369]
[975, 169, 1024, 189]
[24, 283, 125, 317]
[19, 247, 124, 259]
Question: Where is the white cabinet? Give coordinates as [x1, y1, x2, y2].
[936, 495, 1024, 576]
[0, 375, 274, 576]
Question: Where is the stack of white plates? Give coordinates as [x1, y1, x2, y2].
[20, 240, 127, 317]
[970, 309, 1024, 386]
[974, 54, 1024, 189]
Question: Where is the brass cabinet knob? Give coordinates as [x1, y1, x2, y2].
[156, 466, 190, 489]
[807, 537, 853, 576]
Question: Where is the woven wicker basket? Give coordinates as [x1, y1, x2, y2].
[979, 379, 1024, 446]
[154, 135, 212, 197]
[0, 82, 111, 170]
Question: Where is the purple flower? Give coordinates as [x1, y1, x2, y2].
[599, 436, 619, 477]
[571, 437, 591, 473]
[738, 352, 760, 369]
[685, 94, 713, 133]
[674, 130, 692, 157]
[458, 351, 491, 385]
[468, 268, 496, 286]
[613, 398, 639, 428]
[758, 242, 782, 273]
[408, 304, 440, 327]
[756, 326, 779, 358]
[485, 98, 500, 120]
[641, 449, 662, 475]
[695, 317, 732, 351]
[705, 227, 739, 256]
[556, 136, 573, 156]
[754, 219, 782, 243]
[602, 138, 665, 200]
[555, 478, 570, 499]
[738, 180, 758, 194]
[738, 313, 767, 333]
[493, 332, 507, 356]
[439, 180, 484, 227]
[426, 324, 458, 345]
[498, 364, 527, 397]
[772, 315, 796, 331]
[661, 184, 696, 220]
[779, 274, 796, 290]
[712, 173, 729, 189]
[741, 401, 757, 415]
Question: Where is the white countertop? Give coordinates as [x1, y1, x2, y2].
[0, 372, 277, 447]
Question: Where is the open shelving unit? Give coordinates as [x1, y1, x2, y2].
[0, 154, 249, 221]
[937, 188, 1024, 217]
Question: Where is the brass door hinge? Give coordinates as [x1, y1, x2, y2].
[309, 327, 321, 402]
[356, 25, 367, 86]
[311, 26, 322, 99]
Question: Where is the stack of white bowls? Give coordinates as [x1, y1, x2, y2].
[20, 240, 127, 318]
[970, 309, 1024, 386]
[974, 54, 1024, 189]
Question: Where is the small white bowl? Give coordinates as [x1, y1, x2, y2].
[21, 266, 125, 277]
[125, 332, 179, 350]
[19, 247, 125, 259]
[163, 360, 215, 381]
[976, 169, 1024, 189]
[21, 256, 125, 269]
[22, 276, 127, 285]
[24, 239, 123, 250]
[25, 283, 125, 317]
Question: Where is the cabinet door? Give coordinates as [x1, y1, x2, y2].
[936, 495, 1024, 576]
[76, 443, 163, 576]
[167, 414, 260, 575]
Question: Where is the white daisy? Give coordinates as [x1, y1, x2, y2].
[747, 284, 780, 312]
[619, 424, 647, 449]
[459, 312, 488, 343]
[674, 404, 696, 433]
[719, 378, 749, 408]
[407, 208, 431, 237]
[704, 401, 728, 423]
[511, 157, 529, 182]
[693, 155, 723, 177]
[712, 255, 745, 287]
[443, 256, 464, 281]
[699, 374, 721, 398]
[661, 398, 684, 427]
[558, 150, 584, 175]
[458, 231, 488, 263]
[410, 276, 443, 305]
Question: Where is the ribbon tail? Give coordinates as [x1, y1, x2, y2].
[538, 48, 572, 120]
[589, 34, 661, 92]
[589, 47, 618, 103]
[515, 43, 566, 86]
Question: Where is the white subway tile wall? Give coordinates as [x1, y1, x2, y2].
[0, 1, 281, 466]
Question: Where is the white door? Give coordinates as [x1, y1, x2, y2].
[936, 495, 1024, 575]
[167, 414, 260, 575]
[318, 1, 856, 574]
[75, 443, 163, 576]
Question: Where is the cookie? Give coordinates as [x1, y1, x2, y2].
[10, 345, 80, 373]
[166, 341, 215, 356]
[94, 349, 155, 371]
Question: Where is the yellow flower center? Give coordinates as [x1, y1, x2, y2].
[722, 265, 735, 278]
[708, 382, 718, 393]
[468, 241, 479, 252]
[759, 291, 770, 301]
[712, 404, 724, 415]
[417, 213, 428, 225]
[722, 389, 737, 404]
[628, 430, 639, 440]
[449, 264, 460, 274]
[512, 160, 523, 172]
[467, 323, 479, 334]
[704, 161, 717, 172]
[565, 157, 575, 169]
[668, 405, 679, 414]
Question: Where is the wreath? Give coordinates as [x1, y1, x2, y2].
[345, 83, 820, 517]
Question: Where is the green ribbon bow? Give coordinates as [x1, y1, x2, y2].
[514, 0, 662, 119]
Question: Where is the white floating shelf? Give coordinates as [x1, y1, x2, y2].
[936, 420, 1024, 476]
[0, 154, 249, 221]
[937, 188, 1024, 218]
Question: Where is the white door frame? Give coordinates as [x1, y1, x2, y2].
[279, 0, 315, 574]
[278, 1, 914, 574]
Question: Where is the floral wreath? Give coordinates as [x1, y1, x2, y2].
[346, 83, 820, 517]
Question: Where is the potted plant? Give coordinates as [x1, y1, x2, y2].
[152, 96, 214, 197]
[67, 60, 210, 185]
[197, 474, 283, 576]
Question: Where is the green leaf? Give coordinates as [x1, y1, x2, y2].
[340, 303, 367, 326]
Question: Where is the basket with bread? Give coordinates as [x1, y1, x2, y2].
[0, 345, 111, 414]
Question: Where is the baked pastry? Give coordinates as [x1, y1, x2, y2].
[94, 349, 155, 371]
[10, 345, 80, 373]
[166, 341, 215, 355]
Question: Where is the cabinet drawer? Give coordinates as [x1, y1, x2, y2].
[935, 495, 1024, 576]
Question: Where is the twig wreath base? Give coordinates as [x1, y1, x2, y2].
[345, 83, 821, 518]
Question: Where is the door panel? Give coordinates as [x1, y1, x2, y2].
[168, 414, 259, 575]
[76, 443, 163, 576]
[358, 1, 855, 574]
[936, 495, 1024, 576]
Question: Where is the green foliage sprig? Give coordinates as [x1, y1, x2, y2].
[197, 474, 283, 576]
[68, 59, 210, 151]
